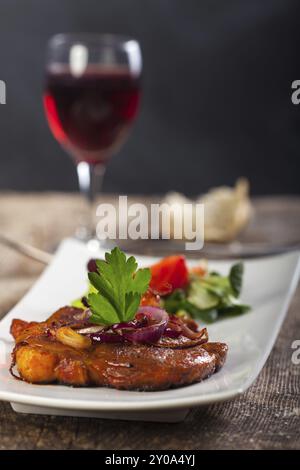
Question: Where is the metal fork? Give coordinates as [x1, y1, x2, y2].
[0, 233, 53, 265]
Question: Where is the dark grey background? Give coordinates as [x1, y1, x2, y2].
[0, 0, 299, 195]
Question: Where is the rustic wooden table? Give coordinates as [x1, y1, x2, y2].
[0, 193, 299, 450]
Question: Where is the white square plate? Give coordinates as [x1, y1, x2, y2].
[0, 239, 299, 422]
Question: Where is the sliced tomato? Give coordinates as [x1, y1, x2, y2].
[150, 255, 189, 293]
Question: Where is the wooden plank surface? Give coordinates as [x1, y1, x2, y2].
[0, 193, 299, 450]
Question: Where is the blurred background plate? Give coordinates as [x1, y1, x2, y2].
[117, 196, 300, 258]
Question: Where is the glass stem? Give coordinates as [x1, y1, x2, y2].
[76, 161, 105, 241]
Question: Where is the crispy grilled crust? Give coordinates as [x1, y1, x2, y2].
[10, 307, 228, 391]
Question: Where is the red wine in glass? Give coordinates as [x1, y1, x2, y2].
[43, 34, 142, 241]
[44, 66, 141, 165]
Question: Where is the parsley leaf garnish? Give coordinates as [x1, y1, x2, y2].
[87, 247, 151, 325]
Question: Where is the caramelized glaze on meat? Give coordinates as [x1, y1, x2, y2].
[10, 307, 228, 391]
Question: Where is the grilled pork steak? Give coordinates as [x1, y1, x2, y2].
[10, 306, 228, 391]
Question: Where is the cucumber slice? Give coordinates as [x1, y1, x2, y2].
[187, 279, 219, 309]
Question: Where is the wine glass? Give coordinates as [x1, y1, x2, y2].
[43, 33, 142, 241]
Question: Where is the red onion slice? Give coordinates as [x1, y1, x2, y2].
[112, 320, 141, 330]
[90, 331, 125, 343]
[85, 305, 204, 346]
[122, 306, 169, 344]
[122, 322, 167, 344]
[87, 308, 169, 344]
[164, 326, 182, 338]
[136, 306, 169, 323]
[179, 323, 205, 340]
[87, 259, 98, 273]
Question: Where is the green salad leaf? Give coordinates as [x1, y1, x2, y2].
[188, 280, 219, 309]
[162, 262, 250, 323]
[229, 262, 243, 296]
[87, 247, 151, 325]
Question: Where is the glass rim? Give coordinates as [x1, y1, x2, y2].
[48, 33, 140, 49]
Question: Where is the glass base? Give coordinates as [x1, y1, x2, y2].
[74, 232, 116, 253]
